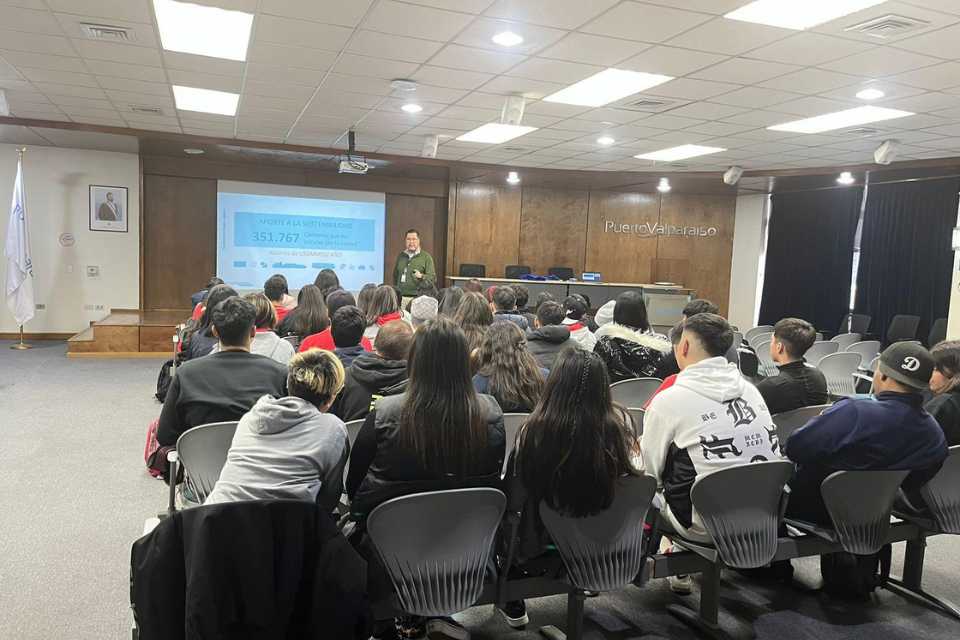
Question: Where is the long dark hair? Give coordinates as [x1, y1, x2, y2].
[284, 284, 329, 337]
[357, 283, 377, 317]
[187, 284, 237, 340]
[613, 291, 650, 332]
[932, 340, 960, 394]
[476, 322, 545, 412]
[439, 286, 465, 317]
[314, 268, 340, 297]
[365, 284, 399, 325]
[453, 291, 493, 355]
[398, 316, 489, 477]
[517, 348, 639, 517]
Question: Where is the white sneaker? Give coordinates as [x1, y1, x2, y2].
[669, 574, 693, 595]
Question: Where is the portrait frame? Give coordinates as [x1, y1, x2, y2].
[89, 185, 128, 233]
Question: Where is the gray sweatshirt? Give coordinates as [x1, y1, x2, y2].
[205, 395, 348, 510]
[211, 331, 295, 364]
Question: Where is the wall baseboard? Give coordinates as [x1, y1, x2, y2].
[0, 332, 74, 340]
[66, 351, 168, 359]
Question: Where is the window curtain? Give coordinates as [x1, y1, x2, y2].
[854, 177, 959, 342]
[758, 188, 863, 332]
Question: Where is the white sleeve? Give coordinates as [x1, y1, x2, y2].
[639, 394, 674, 486]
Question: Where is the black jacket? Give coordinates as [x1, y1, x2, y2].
[348, 393, 505, 519]
[130, 500, 369, 640]
[755, 360, 829, 415]
[157, 351, 288, 446]
[182, 329, 217, 361]
[331, 353, 408, 422]
[593, 323, 672, 383]
[926, 389, 960, 446]
[525, 325, 575, 370]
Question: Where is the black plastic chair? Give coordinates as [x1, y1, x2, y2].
[886, 314, 921, 345]
[772, 404, 832, 444]
[839, 313, 871, 335]
[504, 265, 531, 279]
[548, 266, 574, 280]
[928, 318, 947, 348]
[458, 263, 486, 278]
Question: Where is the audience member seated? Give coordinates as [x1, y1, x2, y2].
[264, 274, 292, 324]
[531, 291, 556, 313]
[785, 342, 948, 525]
[525, 300, 575, 370]
[464, 278, 483, 294]
[314, 267, 341, 298]
[755, 318, 829, 415]
[657, 299, 719, 377]
[643, 313, 779, 542]
[926, 341, 960, 445]
[490, 285, 529, 330]
[473, 322, 547, 413]
[363, 284, 405, 342]
[499, 348, 639, 627]
[454, 291, 494, 356]
[438, 286, 464, 317]
[157, 297, 288, 447]
[331, 320, 414, 422]
[276, 284, 329, 339]
[212, 293, 295, 364]
[410, 294, 438, 328]
[299, 289, 372, 353]
[644, 323, 685, 409]
[356, 283, 377, 317]
[346, 316, 505, 639]
[330, 306, 370, 368]
[205, 349, 348, 511]
[180, 284, 238, 361]
[511, 284, 536, 328]
[562, 295, 598, 351]
[577, 293, 599, 332]
[190, 276, 223, 320]
[594, 291, 672, 382]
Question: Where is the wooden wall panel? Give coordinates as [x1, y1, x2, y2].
[452, 183, 521, 278]
[143, 174, 217, 310]
[384, 194, 446, 287]
[583, 191, 661, 284]
[657, 194, 736, 314]
[519, 187, 589, 275]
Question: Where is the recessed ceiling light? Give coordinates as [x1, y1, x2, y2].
[401, 103, 423, 113]
[768, 106, 913, 134]
[856, 88, 885, 100]
[154, 0, 253, 61]
[183, 148, 204, 155]
[837, 171, 855, 185]
[634, 144, 726, 162]
[456, 122, 538, 144]
[543, 68, 674, 108]
[724, 0, 886, 30]
[597, 136, 615, 146]
[492, 31, 523, 47]
[657, 177, 671, 193]
[173, 85, 239, 116]
[506, 171, 520, 184]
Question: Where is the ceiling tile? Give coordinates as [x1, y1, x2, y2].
[254, 15, 352, 50]
[0, 30, 73, 56]
[692, 57, 801, 84]
[363, 1, 474, 40]
[477, 75, 565, 98]
[167, 69, 242, 93]
[720, 109, 798, 127]
[886, 61, 960, 91]
[684, 121, 755, 136]
[46, 95, 112, 109]
[245, 62, 324, 86]
[581, 2, 713, 43]
[772, 96, 859, 117]
[437, 104, 501, 122]
[45, 0, 152, 23]
[0, 124, 55, 145]
[347, 31, 444, 64]
[505, 57, 601, 83]
[640, 0, 747, 13]
[0, 50, 85, 73]
[307, 88, 383, 109]
[453, 17, 566, 55]
[247, 41, 339, 71]
[574, 106, 646, 124]
[163, 52, 244, 77]
[814, 1, 960, 44]
[17, 67, 100, 87]
[618, 45, 728, 77]
[744, 32, 875, 66]
[83, 60, 168, 83]
[710, 86, 800, 108]
[632, 113, 705, 130]
[539, 33, 650, 66]
[97, 77, 171, 97]
[820, 48, 942, 77]
[666, 17, 791, 55]
[522, 100, 591, 118]
[71, 39, 163, 66]
[819, 80, 925, 102]
[653, 78, 740, 100]
[319, 73, 393, 96]
[0, 6, 63, 35]
[413, 65, 494, 90]
[900, 0, 960, 16]
[666, 101, 745, 120]
[31, 82, 105, 99]
[405, 0, 495, 13]
[429, 44, 526, 74]
[484, 0, 619, 30]
[241, 93, 308, 113]
[332, 53, 420, 80]
[760, 68, 864, 94]
[53, 13, 159, 48]
[259, 0, 374, 27]
[408, 84, 470, 103]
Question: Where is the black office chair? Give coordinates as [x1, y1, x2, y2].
[458, 263, 485, 278]
[839, 313, 871, 336]
[504, 265, 531, 279]
[886, 314, 921, 345]
[548, 266, 574, 280]
[928, 318, 947, 348]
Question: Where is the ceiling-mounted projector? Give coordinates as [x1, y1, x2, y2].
[338, 129, 369, 174]
[723, 165, 743, 186]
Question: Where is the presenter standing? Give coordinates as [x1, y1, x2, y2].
[393, 229, 435, 303]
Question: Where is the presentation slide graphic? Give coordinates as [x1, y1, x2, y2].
[217, 185, 385, 292]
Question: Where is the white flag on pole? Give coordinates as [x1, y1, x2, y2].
[5, 151, 34, 326]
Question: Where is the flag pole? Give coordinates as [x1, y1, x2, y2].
[8, 147, 31, 350]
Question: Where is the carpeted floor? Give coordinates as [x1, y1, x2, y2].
[1, 340, 959, 639]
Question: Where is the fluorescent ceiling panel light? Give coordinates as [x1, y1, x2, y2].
[724, 0, 886, 30]
[856, 88, 885, 100]
[456, 122, 538, 144]
[634, 144, 726, 162]
[154, 0, 254, 61]
[768, 106, 913, 134]
[492, 31, 523, 47]
[401, 103, 423, 113]
[173, 85, 239, 116]
[543, 68, 673, 107]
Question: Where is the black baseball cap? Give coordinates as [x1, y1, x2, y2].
[878, 342, 934, 391]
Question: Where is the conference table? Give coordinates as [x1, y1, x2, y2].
[446, 276, 694, 329]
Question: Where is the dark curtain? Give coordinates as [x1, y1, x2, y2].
[759, 188, 864, 332]
[854, 177, 959, 342]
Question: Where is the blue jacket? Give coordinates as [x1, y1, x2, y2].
[785, 391, 947, 524]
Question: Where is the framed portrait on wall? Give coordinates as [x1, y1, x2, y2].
[89, 185, 128, 233]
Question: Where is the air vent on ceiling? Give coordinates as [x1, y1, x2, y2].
[844, 127, 880, 136]
[129, 105, 163, 115]
[80, 23, 134, 42]
[616, 96, 679, 112]
[844, 14, 929, 39]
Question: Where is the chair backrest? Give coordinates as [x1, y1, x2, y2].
[755, 338, 777, 377]
[281, 335, 300, 350]
[919, 445, 960, 534]
[539, 475, 657, 592]
[504, 265, 531, 279]
[342, 419, 365, 487]
[772, 404, 832, 443]
[867, 355, 879, 373]
[176, 421, 240, 501]
[367, 488, 506, 616]
[818, 352, 862, 397]
[839, 313, 871, 335]
[821, 470, 909, 554]
[846, 340, 880, 364]
[804, 341, 839, 366]
[609, 377, 663, 408]
[733, 331, 744, 347]
[744, 325, 774, 343]
[886, 314, 921, 344]
[548, 266, 574, 280]
[748, 330, 775, 352]
[928, 317, 948, 348]
[502, 413, 528, 476]
[690, 461, 794, 569]
[458, 263, 485, 278]
[626, 407, 644, 437]
[830, 333, 862, 351]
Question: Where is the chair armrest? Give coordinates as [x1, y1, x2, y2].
[166, 451, 179, 515]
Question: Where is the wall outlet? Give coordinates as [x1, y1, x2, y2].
[86, 265, 100, 278]
[83, 304, 95, 311]
[35, 303, 45, 310]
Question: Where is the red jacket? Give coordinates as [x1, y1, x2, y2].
[299, 328, 372, 353]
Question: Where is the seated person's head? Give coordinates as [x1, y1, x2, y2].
[533, 291, 556, 311]
[512, 284, 529, 310]
[492, 286, 516, 312]
[374, 319, 413, 361]
[211, 296, 256, 348]
[411, 295, 439, 328]
[205, 276, 224, 290]
[416, 280, 440, 301]
[536, 300, 565, 328]
[874, 342, 935, 394]
[464, 278, 483, 293]
[669, 320, 685, 347]
[439, 286, 464, 317]
[454, 291, 493, 329]
[930, 341, 960, 395]
[288, 349, 345, 412]
[676, 313, 733, 370]
[771, 317, 816, 364]
[314, 268, 340, 297]
[563, 295, 587, 321]
[244, 292, 277, 330]
[613, 291, 649, 331]
[263, 275, 287, 303]
[485, 285, 497, 303]
[331, 305, 365, 349]
[366, 285, 400, 325]
[200, 284, 239, 327]
[326, 289, 356, 318]
[683, 298, 719, 319]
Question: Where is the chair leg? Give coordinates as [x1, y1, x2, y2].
[884, 538, 960, 622]
[539, 590, 586, 640]
[667, 562, 732, 640]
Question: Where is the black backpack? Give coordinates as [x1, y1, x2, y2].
[155, 359, 174, 403]
[820, 544, 892, 600]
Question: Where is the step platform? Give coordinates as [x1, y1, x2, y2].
[67, 309, 188, 358]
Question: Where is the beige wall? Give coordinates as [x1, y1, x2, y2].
[727, 194, 768, 331]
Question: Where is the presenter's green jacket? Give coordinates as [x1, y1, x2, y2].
[393, 250, 436, 296]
